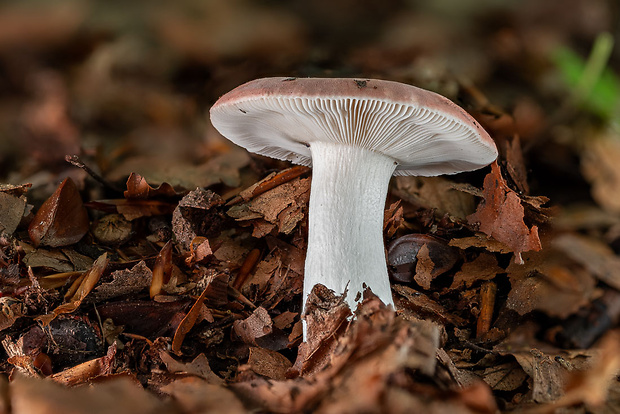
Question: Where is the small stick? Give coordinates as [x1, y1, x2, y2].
[65, 155, 124, 193]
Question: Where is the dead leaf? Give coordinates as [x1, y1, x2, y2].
[581, 131, 620, 214]
[227, 177, 310, 236]
[93, 260, 152, 302]
[553, 233, 620, 291]
[448, 234, 512, 254]
[51, 344, 116, 386]
[413, 244, 435, 289]
[172, 188, 223, 251]
[244, 346, 292, 380]
[467, 162, 542, 263]
[450, 253, 504, 290]
[172, 285, 214, 355]
[28, 178, 90, 247]
[160, 377, 245, 414]
[393, 176, 477, 220]
[0, 191, 28, 235]
[232, 307, 273, 346]
[10, 373, 174, 414]
[124, 172, 180, 199]
[159, 352, 223, 385]
[37, 253, 109, 326]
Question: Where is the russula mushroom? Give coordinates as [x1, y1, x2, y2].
[210, 77, 497, 315]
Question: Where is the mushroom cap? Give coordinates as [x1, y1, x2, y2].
[210, 77, 497, 176]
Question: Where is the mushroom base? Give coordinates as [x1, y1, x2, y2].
[304, 141, 397, 315]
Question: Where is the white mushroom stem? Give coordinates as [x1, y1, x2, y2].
[304, 141, 397, 314]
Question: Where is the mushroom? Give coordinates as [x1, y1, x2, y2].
[210, 77, 497, 315]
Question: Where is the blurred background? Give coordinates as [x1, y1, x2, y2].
[0, 0, 619, 209]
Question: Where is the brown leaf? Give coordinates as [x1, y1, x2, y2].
[413, 244, 435, 290]
[581, 132, 620, 214]
[506, 251, 595, 318]
[86, 199, 176, 221]
[393, 176, 477, 220]
[227, 177, 310, 237]
[553, 233, 620, 291]
[512, 349, 569, 403]
[467, 162, 542, 263]
[159, 352, 223, 385]
[93, 260, 152, 302]
[393, 284, 467, 326]
[51, 344, 116, 386]
[450, 253, 503, 290]
[232, 307, 273, 346]
[383, 200, 405, 238]
[28, 178, 89, 247]
[10, 373, 173, 414]
[448, 234, 512, 254]
[0, 191, 28, 235]
[124, 172, 180, 199]
[172, 188, 223, 251]
[172, 285, 214, 355]
[37, 253, 109, 326]
[232, 166, 310, 204]
[245, 346, 292, 380]
[161, 377, 245, 414]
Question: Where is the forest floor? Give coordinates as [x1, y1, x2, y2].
[1, 0, 620, 413]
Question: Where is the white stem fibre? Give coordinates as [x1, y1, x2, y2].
[304, 141, 397, 314]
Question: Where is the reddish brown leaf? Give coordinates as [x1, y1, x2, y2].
[124, 172, 180, 199]
[467, 161, 542, 263]
[28, 178, 89, 247]
[171, 286, 214, 355]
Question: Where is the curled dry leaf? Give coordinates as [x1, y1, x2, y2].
[227, 177, 310, 237]
[171, 286, 214, 355]
[159, 352, 223, 385]
[232, 307, 273, 346]
[51, 344, 116, 386]
[124, 172, 180, 199]
[37, 253, 109, 326]
[28, 178, 90, 248]
[467, 162, 542, 263]
[450, 253, 504, 291]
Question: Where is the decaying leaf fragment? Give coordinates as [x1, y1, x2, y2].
[467, 162, 542, 263]
[0, 183, 31, 235]
[227, 177, 310, 237]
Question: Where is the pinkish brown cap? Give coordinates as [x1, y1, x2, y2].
[210, 77, 497, 176]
